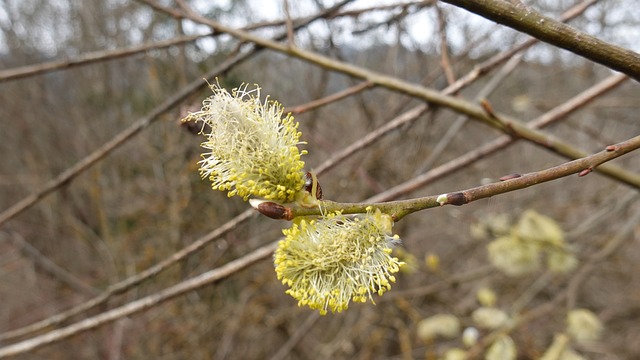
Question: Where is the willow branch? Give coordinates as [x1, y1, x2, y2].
[313, 0, 600, 177]
[440, 0, 640, 82]
[0, 210, 253, 343]
[445, 0, 598, 94]
[284, 81, 374, 114]
[2, 231, 98, 296]
[369, 73, 629, 202]
[0, 241, 278, 359]
[174, 4, 640, 189]
[260, 135, 640, 221]
[0, 33, 212, 83]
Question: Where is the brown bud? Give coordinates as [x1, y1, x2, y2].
[480, 99, 496, 118]
[447, 192, 467, 206]
[255, 202, 292, 220]
[605, 145, 618, 152]
[578, 168, 592, 177]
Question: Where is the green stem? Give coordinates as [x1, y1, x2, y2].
[282, 135, 640, 222]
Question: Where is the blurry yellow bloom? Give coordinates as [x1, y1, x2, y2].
[393, 247, 418, 274]
[417, 314, 461, 342]
[462, 327, 479, 347]
[567, 309, 602, 344]
[472, 307, 510, 330]
[442, 348, 468, 360]
[476, 287, 497, 307]
[182, 82, 307, 202]
[487, 235, 541, 276]
[540, 334, 586, 360]
[547, 249, 578, 274]
[425, 252, 440, 272]
[487, 210, 579, 276]
[514, 210, 565, 246]
[274, 208, 403, 315]
[485, 335, 517, 360]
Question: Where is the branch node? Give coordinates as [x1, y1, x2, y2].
[578, 168, 593, 177]
[437, 192, 467, 206]
[606, 145, 619, 152]
[480, 98, 497, 118]
[499, 173, 522, 181]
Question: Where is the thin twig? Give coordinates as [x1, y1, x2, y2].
[436, 5, 456, 85]
[269, 312, 321, 360]
[313, 0, 599, 180]
[0, 241, 278, 359]
[441, 0, 640, 82]
[174, 3, 640, 189]
[270, 134, 640, 220]
[1, 231, 98, 296]
[415, 53, 524, 174]
[445, 0, 599, 94]
[0, 33, 212, 83]
[0, 210, 253, 343]
[283, 81, 374, 115]
[0, 0, 352, 230]
[0, 0, 356, 342]
[369, 73, 628, 202]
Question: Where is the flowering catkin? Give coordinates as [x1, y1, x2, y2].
[182, 82, 307, 202]
[274, 208, 403, 314]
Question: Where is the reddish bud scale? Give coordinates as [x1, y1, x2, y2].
[578, 168, 592, 177]
[256, 202, 292, 220]
[480, 99, 496, 117]
[447, 192, 467, 206]
[499, 174, 522, 181]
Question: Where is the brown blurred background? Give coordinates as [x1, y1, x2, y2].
[0, 1, 639, 359]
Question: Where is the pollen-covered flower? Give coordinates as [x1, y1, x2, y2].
[567, 308, 602, 344]
[274, 208, 403, 315]
[472, 307, 510, 330]
[540, 334, 586, 360]
[182, 82, 307, 202]
[487, 235, 541, 276]
[417, 314, 461, 341]
[485, 335, 517, 360]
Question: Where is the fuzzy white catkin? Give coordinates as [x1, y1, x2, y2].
[485, 335, 516, 360]
[476, 287, 497, 307]
[417, 314, 461, 341]
[567, 309, 602, 344]
[472, 307, 510, 330]
[487, 236, 541, 276]
[540, 334, 586, 360]
[442, 348, 468, 360]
